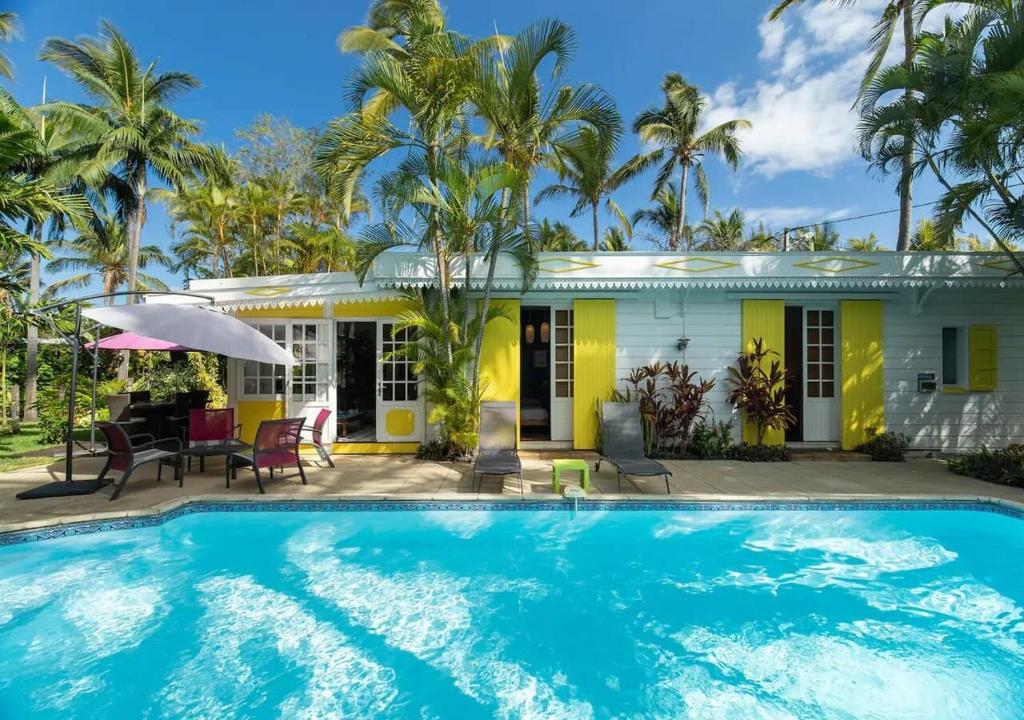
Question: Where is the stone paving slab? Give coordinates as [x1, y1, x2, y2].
[1, 451, 1022, 533]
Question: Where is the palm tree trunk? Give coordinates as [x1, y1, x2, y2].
[896, 1, 915, 251]
[470, 187, 509, 401]
[427, 142, 453, 364]
[120, 168, 147, 382]
[126, 168, 146, 298]
[23, 229, 41, 422]
[676, 163, 688, 251]
[1, 348, 7, 432]
[592, 202, 600, 251]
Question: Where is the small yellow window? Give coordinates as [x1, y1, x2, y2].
[969, 325, 997, 392]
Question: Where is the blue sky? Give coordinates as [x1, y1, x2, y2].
[6, 0, 968, 289]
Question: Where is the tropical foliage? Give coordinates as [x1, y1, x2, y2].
[632, 73, 750, 250]
[0, 0, 1021, 437]
[726, 337, 795, 446]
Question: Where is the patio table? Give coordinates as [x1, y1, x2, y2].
[181, 439, 252, 482]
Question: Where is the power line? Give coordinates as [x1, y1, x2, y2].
[770, 181, 1024, 245]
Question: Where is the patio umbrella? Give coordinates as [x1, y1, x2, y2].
[82, 303, 295, 366]
[85, 331, 190, 352]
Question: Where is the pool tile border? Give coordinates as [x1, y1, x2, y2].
[3, 497, 1024, 546]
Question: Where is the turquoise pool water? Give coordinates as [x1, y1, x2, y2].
[2, 504, 1024, 719]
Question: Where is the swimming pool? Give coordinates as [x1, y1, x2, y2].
[2, 501, 1024, 719]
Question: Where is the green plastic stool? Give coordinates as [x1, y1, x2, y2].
[552, 458, 590, 493]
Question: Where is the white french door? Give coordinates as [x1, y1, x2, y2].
[376, 321, 424, 442]
[549, 306, 574, 442]
[803, 307, 839, 442]
[288, 320, 332, 443]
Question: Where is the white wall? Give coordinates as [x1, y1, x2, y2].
[884, 288, 1024, 451]
[615, 290, 741, 431]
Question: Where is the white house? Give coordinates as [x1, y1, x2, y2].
[184, 251, 1024, 454]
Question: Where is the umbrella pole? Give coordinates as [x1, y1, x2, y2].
[89, 320, 98, 454]
[63, 304, 81, 483]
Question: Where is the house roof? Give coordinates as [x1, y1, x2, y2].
[376, 251, 1024, 290]
[182, 251, 1024, 309]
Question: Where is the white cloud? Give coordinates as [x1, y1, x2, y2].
[705, 1, 963, 178]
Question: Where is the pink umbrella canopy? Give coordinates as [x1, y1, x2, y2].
[85, 331, 190, 352]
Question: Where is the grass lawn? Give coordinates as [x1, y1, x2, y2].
[0, 424, 92, 473]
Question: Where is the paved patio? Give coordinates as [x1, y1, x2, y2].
[1, 450, 1023, 533]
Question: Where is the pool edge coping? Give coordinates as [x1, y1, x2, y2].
[4, 492, 1024, 546]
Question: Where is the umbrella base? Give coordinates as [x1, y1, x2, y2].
[16, 479, 111, 500]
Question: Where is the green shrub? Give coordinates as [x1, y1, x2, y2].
[855, 428, 910, 461]
[416, 437, 471, 462]
[139, 353, 227, 404]
[725, 442, 791, 462]
[948, 445, 1024, 485]
[689, 421, 734, 459]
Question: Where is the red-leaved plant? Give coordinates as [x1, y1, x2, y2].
[625, 362, 715, 456]
[726, 337, 796, 446]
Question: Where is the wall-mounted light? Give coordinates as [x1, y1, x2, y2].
[540, 321, 550, 343]
[525, 324, 535, 344]
[676, 337, 690, 351]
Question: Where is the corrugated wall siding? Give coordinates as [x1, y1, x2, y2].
[614, 291, 741, 430]
[884, 289, 1024, 451]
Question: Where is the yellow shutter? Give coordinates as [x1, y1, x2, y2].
[573, 299, 616, 450]
[740, 299, 786, 445]
[236, 399, 286, 444]
[969, 325, 997, 391]
[479, 299, 520, 441]
[840, 300, 885, 450]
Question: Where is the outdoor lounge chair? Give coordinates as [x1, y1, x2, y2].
[95, 422, 183, 501]
[473, 401, 522, 494]
[227, 417, 307, 494]
[185, 408, 243, 471]
[597, 402, 672, 494]
[304, 408, 334, 467]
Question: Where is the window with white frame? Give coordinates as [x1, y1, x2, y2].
[381, 323, 418, 402]
[241, 322, 286, 397]
[291, 322, 329, 401]
[942, 327, 967, 387]
[554, 309, 574, 398]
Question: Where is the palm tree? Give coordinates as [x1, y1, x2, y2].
[48, 200, 172, 299]
[769, 0, 943, 251]
[631, 182, 687, 249]
[0, 85, 90, 420]
[600, 226, 632, 251]
[909, 218, 956, 251]
[41, 21, 209, 302]
[847, 232, 882, 251]
[318, 0, 481, 364]
[633, 73, 750, 250]
[536, 219, 587, 251]
[745, 221, 778, 251]
[696, 208, 746, 250]
[857, 5, 1024, 275]
[0, 12, 19, 80]
[467, 18, 619, 394]
[535, 127, 644, 249]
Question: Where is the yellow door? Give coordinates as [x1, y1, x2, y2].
[840, 300, 884, 449]
[573, 299, 616, 450]
[740, 299, 786, 445]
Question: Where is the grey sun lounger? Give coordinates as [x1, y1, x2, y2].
[596, 401, 672, 494]
[473, 401, 523, 494]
